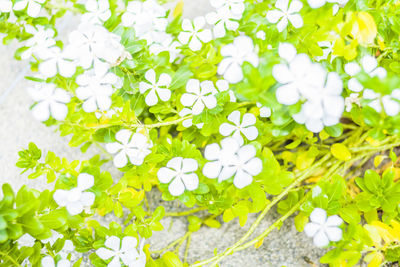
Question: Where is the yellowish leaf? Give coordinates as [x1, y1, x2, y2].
[364, 224, 382, 246]
[254, 238, 264, 249]
[366, 137, 380, 147]
[374, 155, 385, 167]
[366, 252, 383, 267]
[351, 11, 377, 46]
[331, 143, 352, 161]
[319, 130, 329, 141]
[173, 0, 184, 18]
[296, 152, 315, 170]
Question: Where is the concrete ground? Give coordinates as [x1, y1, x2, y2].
[0, 1, 325, 266]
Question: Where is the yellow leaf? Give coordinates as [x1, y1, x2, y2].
[366, 252, 383, 267]
[173, 0, 184, 18]
[281, 151, 294, 163]
[371, 221, 395, 243]
[366, 137, 380, 147]
[378, 36, 385, 50]
[296, 152, 315, 170]
[331, 143, 352, 161]
[351, 11, 377, 46]
[319, 130, 329, 141]
[374, 155, 385, 167]
[364, 224, 382, 246]
[254, 238, 264, 249]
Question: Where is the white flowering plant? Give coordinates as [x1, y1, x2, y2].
[2, 0, 400, 266]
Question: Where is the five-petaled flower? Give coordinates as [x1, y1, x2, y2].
[206, 8, 240, 38]
[139, 69, 172, 106]
[209, 0, 245, 17]
[293, 72, 344, 132]
[266, 0, 303, 32]
[76, 62, 120, 113]
[218, 36, 259, 84]
[41, 256, 71, 267]
[344, 55, 387, 93]
[157, 157, 199, 196]
[53, 173, 95, 216]
[121, 0, 168, 45]
[106, 129, 152, 168]
[39, 46, 76, 78]
[96, 236, 146, 267]
[13, 0, 45, 17]
[304, 208, 343, 247]
[203, 137, 262, 189]
[82, 0, 111, 25]
[180, 79, 218, 115]
[68, 23, 124, 69]
[178, 17, 212, 51]
[363, 89, 400, 116]
[28, 83, 71, 121]
[219, 110, 258, 145]
[21, 25, 56, 60]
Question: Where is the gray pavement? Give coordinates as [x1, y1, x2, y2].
[0, 1, 325, 266]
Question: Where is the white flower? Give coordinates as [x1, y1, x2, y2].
[106, 129, 152, 168]
[256, 30, 266, 40]
[21, 25, 55, 60]
[345, 55, 387, 93]
[363, 89, 400, 116]
[219, 110, 258, 145]
[256, 103, 272, 118]
[178, 108, 204, 129]
[121, 0, 168, 45]
[28, 83, 71, 121]
[217, 36, 259, 84]
[139, 69, 171, 106]
[202, 137, 262, 189]
[205, 8, 240, 38]
[293, 72, 344, 132]
[41, 256, 71, 267]
[76, 62, 120, 113]
[13, 0, 45, 17]
[273, 43, 323, 105]
[82, 0, 111, 24]
[149, 33, 181, 63]
[39, 46, 76, 78]
[53, 173, 95, 216]
[0, 0, 12, 13]
[96, 236, 145, 267]
[266, 0, 303, 32]
[304, 208, 343, 247]
[178, 17, 212, 51]
[181, 79, 217, 115]
[157, 157, 199, 196]
[17, 233, 35, 247]
[209, 0, 245, 17]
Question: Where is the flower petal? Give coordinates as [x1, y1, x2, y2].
[310, 208, 327, 224]
[233, 169, 253, 189]
[181, 173, 199, 191]
[169, 177, 185, 196]
[77, 173, 94, 190]
[157, 167, 177, 184]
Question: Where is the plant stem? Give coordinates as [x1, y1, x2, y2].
[184, 234, 192, 263]
[164, 207, 207, 217]
[0, 251, 22, 267]
[235, 195, 306, 252]
[191, 153, 331, 267]
[151, 232, 190, 255]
